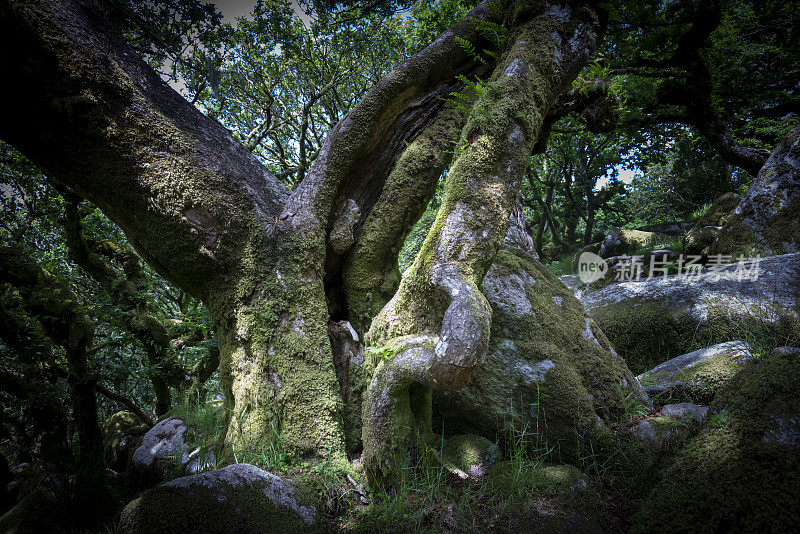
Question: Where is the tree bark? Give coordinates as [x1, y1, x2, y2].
[0, 0, 604, 470]
[363, 2, 605, 488]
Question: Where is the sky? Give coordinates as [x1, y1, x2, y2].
[597, 167, 638, 190]
[208, 0, 256, 25]
[206, 0, 312, 26]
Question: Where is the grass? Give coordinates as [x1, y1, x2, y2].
[545, 256, 574, 276]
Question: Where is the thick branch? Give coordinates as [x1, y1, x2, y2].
[0, 0, 290, 298]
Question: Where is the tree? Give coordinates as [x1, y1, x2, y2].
[0, 0, 606, 488]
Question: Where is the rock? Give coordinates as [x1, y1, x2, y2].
[635, 417, 692, 455]
[599, 228, 670, 258]
[119, 464, 316, 534]
[581, 253, 800, 373]
[660, 403, 708, 420]
[442, 434, 502, 478]
[131, 417, 190, 477]
[632, 346, 800, 533]
[637, 341, 754, 404]
[636, 221, 695, 235]
[433, 237, 651, 464]
[559, 274, 589, 299]
[683, 192, 741, 257]
[713, 123, 800, 257]
[103, 411, 149, 472]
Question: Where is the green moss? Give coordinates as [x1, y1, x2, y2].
[761, 195, 800, 254]
[591, 298, 696, 374]
[632, 350, 800, 533]
[215, 230, 347, 461]
[118, 472, 318, 533]
[490, 462, 585, 494]
[102, 411, 148, 471]
[442, 434, 500, 472]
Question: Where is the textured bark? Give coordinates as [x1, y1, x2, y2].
[0, 0, 605, 470]
[363, 2, 605, 488]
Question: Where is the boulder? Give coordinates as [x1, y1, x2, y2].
[442, 434, 501, 479]
[683, 192, 741, 257]
[599, 228, 670, 258]
[559, 274, 589, 299]
[660, 403, 708, 420]
[433, 239, 651, 464]
[637, 341, 754, 404]
[635, 416, 694, 456]
[713, 123, 800, 257]
[131, 417, 191, 478]
[103, 411, 149, 472]
[581, 253, 800, 373]
[631, 347, 800, 533]
[119, 463, 316, 534]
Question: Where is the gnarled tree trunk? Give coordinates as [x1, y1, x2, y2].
[0, 0, 605, 478]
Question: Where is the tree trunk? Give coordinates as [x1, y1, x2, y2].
[0, 0, 605, 472]
[363, 3, 605, 488]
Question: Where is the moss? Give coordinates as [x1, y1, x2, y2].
[433, 244, 642, 469]
[215, 230, 347, 461]
[590, 298, 696, 375]
[678, 352, 749, 404]
[118, 472, 318, 533]
[343, 103, 468, 333]
[102, 411, 148, 472]
[761, 195, 800, 254]
[632, 350, 800, 533]
[490, 462, 586, 494]
[684, 192, 741, 257]
[442, 434, 500, 473]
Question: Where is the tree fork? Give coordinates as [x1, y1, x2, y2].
[363, 1, 606, 488]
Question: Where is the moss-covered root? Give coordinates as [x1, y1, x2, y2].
[361, 336, 438, 489]
[362, 4, 603, 490]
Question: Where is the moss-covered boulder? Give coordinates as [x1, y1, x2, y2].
[636, 221, 694, 235]
[130, 417, 195, 481]
[119, 463, 317, 534]
[103, 411, 149, 472]
[433, 241, 651, 464]
[683, 192, 742, 257]
[442, 434, 501, 478]
[632, 347, 800, 533]
[581, 253, 800, 373]
[599, 228, 670, 258]
[637, 341, 754, 404]
[712, 123, 800, 257]
[636, 415, 697, 458]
